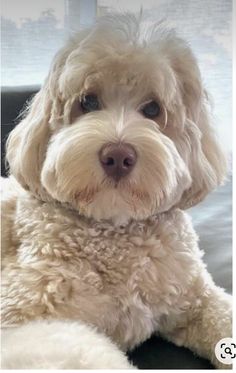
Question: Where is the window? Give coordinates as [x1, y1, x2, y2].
[1, 0, 97, 86]
[1, 0, 232, 152]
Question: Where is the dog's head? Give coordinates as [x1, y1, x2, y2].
[6, 14, 227, 224]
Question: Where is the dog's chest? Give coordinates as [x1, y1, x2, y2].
[57, 218, 165, 347]
[8, 203, 196, 348]
[58, 214, 195, 348]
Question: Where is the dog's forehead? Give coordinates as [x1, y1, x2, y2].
[60, 38, 178, 107]
[87, 52, 173, 101]
[84, 57, 153, 101]
[82, 47, 154, 82]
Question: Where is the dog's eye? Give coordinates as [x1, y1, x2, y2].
[80, 94, 100, 113]
[141, 100, 161, 119]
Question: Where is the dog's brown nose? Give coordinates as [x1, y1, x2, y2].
[99, 143, 137, 182]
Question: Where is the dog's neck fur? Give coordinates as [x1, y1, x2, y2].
[36, 191, 163, 228]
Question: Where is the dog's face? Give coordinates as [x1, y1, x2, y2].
[7, 15, 226, 224]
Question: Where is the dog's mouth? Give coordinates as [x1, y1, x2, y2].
[74, 186, 99, 204]
[73, 177, 150, 206]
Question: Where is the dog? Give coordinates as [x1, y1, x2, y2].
[1, 14, 232, 369]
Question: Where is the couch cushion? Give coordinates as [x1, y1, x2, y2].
[1, 86, 39, 176]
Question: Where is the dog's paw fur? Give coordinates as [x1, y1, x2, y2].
[2, 320, 135, 369]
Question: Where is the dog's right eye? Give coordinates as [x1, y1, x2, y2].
[141, 100, 161, 119]
[80, 94, 100, 113]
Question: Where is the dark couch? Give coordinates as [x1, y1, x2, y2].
[3, 86, 231, 369]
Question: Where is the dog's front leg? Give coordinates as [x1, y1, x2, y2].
[161, 278, 232, 369]
[2, 320, 135, 369]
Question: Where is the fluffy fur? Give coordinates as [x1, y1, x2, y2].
[1, 14, 232, 369]
[2, 320, 134, 369]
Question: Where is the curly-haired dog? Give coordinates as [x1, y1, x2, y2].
[1, 14, 232, 369]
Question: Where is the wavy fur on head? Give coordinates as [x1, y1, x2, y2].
[6, 14, 226, 224]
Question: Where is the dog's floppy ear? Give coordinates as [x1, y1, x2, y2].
[164, 38, 227, 209]
[6, 85, 52, 199]
[179, 102, 227, 209]
[5, 44, 72, 200]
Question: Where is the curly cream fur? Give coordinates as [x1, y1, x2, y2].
[2, 14, 231, 369]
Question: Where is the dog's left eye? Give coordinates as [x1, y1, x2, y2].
[141, 100, 161, 119]
[80, 94, 100, 113]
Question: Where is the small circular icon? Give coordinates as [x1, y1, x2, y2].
[215, 338, 236, 365]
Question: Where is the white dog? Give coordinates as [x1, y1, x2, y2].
[1, 14, 232, 369]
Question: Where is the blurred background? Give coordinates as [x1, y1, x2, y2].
[1, 0, 232, 152]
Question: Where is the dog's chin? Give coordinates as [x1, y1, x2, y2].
[74, 186, 151, 225]
[42, 164, 191, 225]
[67, 179, 186, 226]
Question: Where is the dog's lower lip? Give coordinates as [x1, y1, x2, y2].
[106, 177, 121, 188]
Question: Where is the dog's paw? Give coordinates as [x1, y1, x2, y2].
[2, 320, 135, 369]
